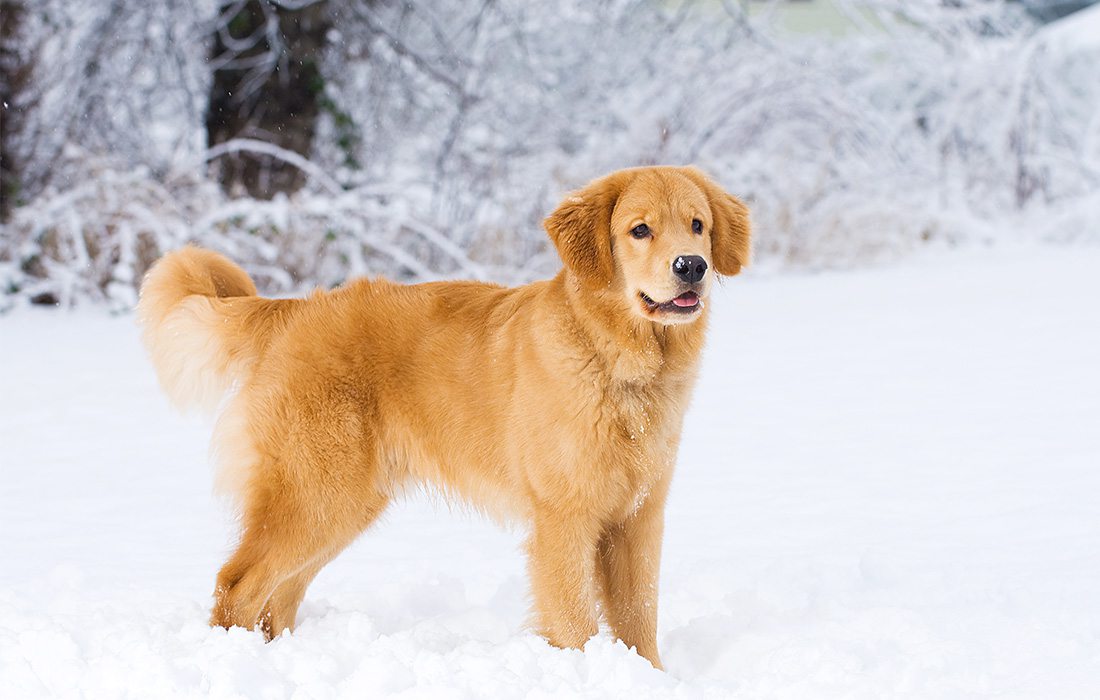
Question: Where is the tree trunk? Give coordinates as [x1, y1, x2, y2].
[206, 0, 331, 199]
[0, 0, 32, 221]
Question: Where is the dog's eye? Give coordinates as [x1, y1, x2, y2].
[630, 224, 650, 239]
[691, 219, 703, 234]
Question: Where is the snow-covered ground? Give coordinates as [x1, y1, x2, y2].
[2, 247, 1099, 698]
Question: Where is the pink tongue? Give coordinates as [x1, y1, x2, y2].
[672, 293, 699, 307]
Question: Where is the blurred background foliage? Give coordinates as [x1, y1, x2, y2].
[0, 0, 1098, 308]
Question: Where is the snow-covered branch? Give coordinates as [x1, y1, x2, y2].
[200, 139, 343, 196]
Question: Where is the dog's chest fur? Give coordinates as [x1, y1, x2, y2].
[525, 319, 703, 522]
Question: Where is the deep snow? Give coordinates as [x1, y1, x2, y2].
[2, 247, 1099, 698]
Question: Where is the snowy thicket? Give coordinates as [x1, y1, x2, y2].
[1, 0, 1099, 308]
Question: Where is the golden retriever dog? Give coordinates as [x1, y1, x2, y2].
[137, 166, 750, 669]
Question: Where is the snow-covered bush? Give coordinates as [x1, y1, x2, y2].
[1, 0, 1098, 308]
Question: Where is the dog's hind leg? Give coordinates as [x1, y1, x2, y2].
[210, 446, 391, 639]
[258, 554, 330, 640]
[257, 486, 389, 640]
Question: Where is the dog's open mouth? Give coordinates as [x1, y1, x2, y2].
[639, 290, 702, 314]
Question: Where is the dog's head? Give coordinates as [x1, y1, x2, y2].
[544, 166, 751, 325]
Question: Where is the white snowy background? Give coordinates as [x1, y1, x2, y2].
[2, 1, 1100, 698]
[3, 247, 1099, 697]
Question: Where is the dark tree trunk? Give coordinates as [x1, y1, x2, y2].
[1, 0, 32, 221]
[206, 0, 331, 199]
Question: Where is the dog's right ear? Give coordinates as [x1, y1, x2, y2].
[544, 172, 629, 290]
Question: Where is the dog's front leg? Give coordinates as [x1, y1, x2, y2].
[526, 506, 601, 650]
[596, 476, 670, 670]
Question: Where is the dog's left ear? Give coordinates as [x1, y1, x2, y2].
[544, 172, 630, 290]
[680, 168, 752, 276]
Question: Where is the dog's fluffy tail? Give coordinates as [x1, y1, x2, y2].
[137, 246, 291, 413]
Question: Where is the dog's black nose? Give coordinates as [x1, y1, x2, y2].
[673, 255, 708, 284]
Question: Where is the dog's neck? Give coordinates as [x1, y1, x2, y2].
[555, 271, 708, 386]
